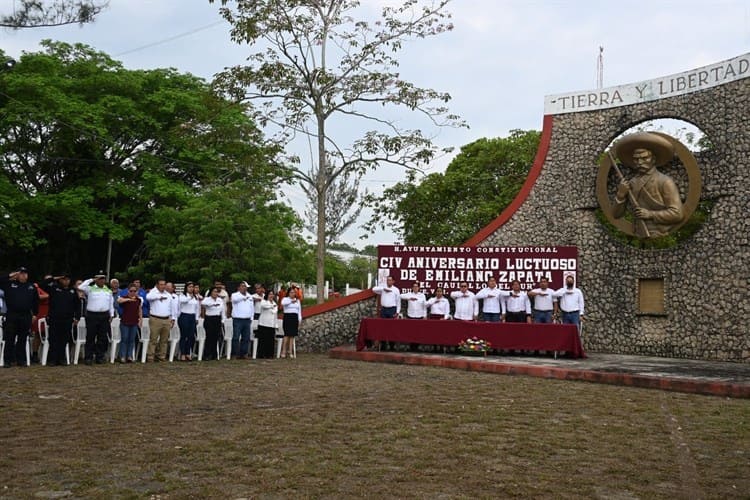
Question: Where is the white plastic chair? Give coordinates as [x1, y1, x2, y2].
[38, 318, 49, 365]
[138, 322, 150, 363]
[221, 318, 233, 360]
[108, 317, 121, 363]
[195, 319, 205, 361]
[168, 323, 180, 362]
[0, 322, 5, 366]
[72, 317, 87, 365]
[0, 322, 37, 366]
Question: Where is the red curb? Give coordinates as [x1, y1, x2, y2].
[328, 346, 750, 399]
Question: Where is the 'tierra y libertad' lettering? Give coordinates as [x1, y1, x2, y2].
[545, 53, 749, 114]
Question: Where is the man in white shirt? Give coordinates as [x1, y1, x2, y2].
[474, 277, 509, 323]
[553, 275, 585, 330]
[231, 281, 255, 359]
[165, 282, 180, 321]
[527, 277, 557, 323]
[372, 276, 401, 319]
[146, 278, 175, 362]
[503, 280, 531, 323]
[78, 271, 115, 365]
[450, 282, 478, 321]
[426, 288, 451, 319]
[372, 276, 400, 351]
[400, 282, 427, 319]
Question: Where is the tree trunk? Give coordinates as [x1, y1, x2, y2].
[315, 114, 326, 304]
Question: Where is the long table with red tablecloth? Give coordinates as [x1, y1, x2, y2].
[356, 318, 586, 358]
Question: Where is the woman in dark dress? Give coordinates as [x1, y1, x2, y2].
[256, 290, 278, 358]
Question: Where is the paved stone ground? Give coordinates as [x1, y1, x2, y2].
[330, 346, 750, 398]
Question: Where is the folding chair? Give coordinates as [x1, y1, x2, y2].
[108, 317, 121, 363]
[72, 317, 87, 365]
[38, 317, 50, 365]
[168, 322, 181, 362]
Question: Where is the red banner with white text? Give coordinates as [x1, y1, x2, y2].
[377, 245, 578, 294]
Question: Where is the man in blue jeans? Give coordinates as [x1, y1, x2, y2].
[372, 276, 401, 350]
[231, 281, 254, 359]
[553, 275, 585, 331]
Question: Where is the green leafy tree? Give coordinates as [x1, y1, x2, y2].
[0, 42, 280, 276]
[1, 0, 108, 28]
[366, 130, 541, 245]
[136, 182, 309, 284]
[209, 0, 464, 302]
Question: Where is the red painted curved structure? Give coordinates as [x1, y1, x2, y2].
[305, 114, 554, 318]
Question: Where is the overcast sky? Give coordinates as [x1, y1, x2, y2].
[3, 0, 749, 247]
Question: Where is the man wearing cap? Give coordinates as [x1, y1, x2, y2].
[146, 278, 174, 362]
[231, 282, 254, 359]
[0, 267, 39, 367]
[40, 273, 81, 366]
[612, 132, 684, 238]
[78, 271, 115, 364]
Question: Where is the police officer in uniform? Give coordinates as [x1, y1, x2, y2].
[40, 273, 81, 366]
[77, 271, 114, 365]
[0, 267, 39, 367]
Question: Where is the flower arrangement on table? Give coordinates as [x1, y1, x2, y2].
[457, 337, 491, 356]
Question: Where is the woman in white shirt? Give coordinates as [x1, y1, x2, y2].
[177, 282, 201, 361]
[201, 287, 226, 361]
[256, 290, 278, 359]
[280, 287, 302, 358]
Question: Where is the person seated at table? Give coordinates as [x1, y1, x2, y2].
[426, 288, 450, 319]
[527, 277, 557, 323]
[400, 282, 426, 319]
[450, 282, 477, 321]
[502, 280, 531, 323]
[475, 277, 509, 323]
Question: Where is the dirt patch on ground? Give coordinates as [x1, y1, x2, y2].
[1, 355, 748, 498]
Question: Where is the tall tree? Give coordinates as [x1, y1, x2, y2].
[210, 0, 464, 302]
[1, 0, 108, 28]
[0, 42, 281, 276]
[366, 130, 541, 245]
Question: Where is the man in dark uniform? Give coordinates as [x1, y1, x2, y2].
[0, 267, 39, 367]
[40, 273, 81, 366]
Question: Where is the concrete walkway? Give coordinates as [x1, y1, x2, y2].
[329, 346, 750, 398]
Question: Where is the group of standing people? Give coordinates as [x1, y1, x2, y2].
[0, 267, 304, 367]
[373, 275, 584, 328]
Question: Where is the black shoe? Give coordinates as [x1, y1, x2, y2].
[84, 359, 94, 365]
[95, 358, 105, 364]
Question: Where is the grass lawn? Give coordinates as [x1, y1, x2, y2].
[1, 354, 748, 499]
